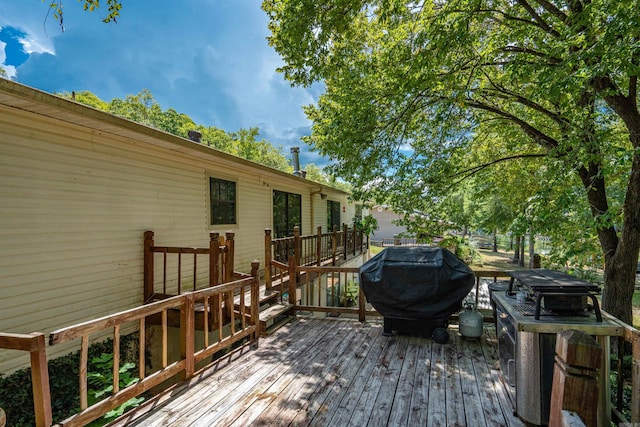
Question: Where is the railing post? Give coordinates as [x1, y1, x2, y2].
[224, 231, 235, 282]
[293, 226, 301, 271]
[316, 226, 322, 266]
[632, 330, 640, 423]
[251, 260, 261, 342]
[358, 287, 366, 323]
[343, 223, 348, 260]
[352, 224, 357, 256]
[0, 333, 52, 427]
[210, 232, 220, 287]
[143, 231, 155, 303]
[288, 257, 297, 311]
[332, 225, 338, 266]
[224, 232, 235, 321]
[549, 329, 602, 427]
[180, 294, 195, 380]
[30, 333, 52, 427]
[265, 229, 272, 291]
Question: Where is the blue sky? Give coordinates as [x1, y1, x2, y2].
[0, 0, 326, 167]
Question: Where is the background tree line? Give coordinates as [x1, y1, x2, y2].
[61, 89, 350, 190]
[264, 0, 640, 325]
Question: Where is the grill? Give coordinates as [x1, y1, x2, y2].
[359, 246, 475, 341]
[507, 268, 601, 316]
[494, 269, 615, 426]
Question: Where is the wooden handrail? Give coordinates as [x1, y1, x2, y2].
[0, 333, 52, 427]
[46, 272, 259, 427]
[264, 226, 367, 297]
[144, 231, 236, 303]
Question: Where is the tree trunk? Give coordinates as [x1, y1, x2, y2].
[591, 75, 640, 325]
[519, 236, 525, 267]
[529, 227, 535, 269]
[493, 228, 498, 252]
[513, 235, 521, 262]
[576, 153, 640, 325]
[600, 151, 640, 326]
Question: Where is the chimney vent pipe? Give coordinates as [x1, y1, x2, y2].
[291, 146, 302, 177]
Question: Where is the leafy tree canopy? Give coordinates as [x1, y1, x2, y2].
[61, 89, 296, 173]
[264, 0, 640, 323]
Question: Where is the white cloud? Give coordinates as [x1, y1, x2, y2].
[0, 41, 15, 78]
[18, 33, 54, 56]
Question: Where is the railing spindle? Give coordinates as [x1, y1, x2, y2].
[178, 252, 182, 295]
[113, 324, 120, 394]
[163, 248, 167, 296]
[204, 296, 210, 346]
[80, 335, 89, 411]
[162, 309, 168, 369]
[138, 318, 146, 380]
[193, 251, 197, 292]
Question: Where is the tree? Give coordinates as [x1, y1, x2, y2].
[60, 90, 296, 173]
[264, 0, 640, 324]
[45, 0, 122, 30]
[228, 128, 293, 172]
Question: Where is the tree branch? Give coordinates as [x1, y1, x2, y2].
[531, 0, 568, 23]
[445, 153, 546, 188]
[516, 0, 561, 38]
[500, 46, 562, 65]
[592, 75, 640, 148]
[477, 86, 570, 129]
[465, 99, 560, 150]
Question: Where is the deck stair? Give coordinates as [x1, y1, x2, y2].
[234, 282, 295, 336]
[258, 302, 294, 335]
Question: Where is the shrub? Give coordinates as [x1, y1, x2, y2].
[0, 333, 140, 426]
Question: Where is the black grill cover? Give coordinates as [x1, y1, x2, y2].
[359, 246, 475, 320]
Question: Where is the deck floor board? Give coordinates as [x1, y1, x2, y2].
[113, 318, 525, 427]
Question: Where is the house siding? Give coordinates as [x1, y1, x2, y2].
[0, 83, 354, 374]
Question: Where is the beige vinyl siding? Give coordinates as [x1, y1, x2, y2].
[310, 193, 328, 231]
[0, 82, 356, 374]
[0, 107, 208, 372]
[342, 194, 355, 225]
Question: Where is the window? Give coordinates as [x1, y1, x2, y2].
[354, 204, 363, 222]
[210, 177, 236, 225]
[327, 200, 341, 231]
[273, 190, 301, 237]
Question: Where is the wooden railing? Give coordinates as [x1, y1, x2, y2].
[144, 230, 236, 303]
[0, 264, 259, 427]
[612, 321, 640, 425]
[4, 264, 637, 426]
[0, 333, 51, 427]
[291, 266, 377, 322]
[264, 225, 368, 291]
[372, 237, 423, 247]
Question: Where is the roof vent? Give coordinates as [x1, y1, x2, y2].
[188, 130, 202, 143]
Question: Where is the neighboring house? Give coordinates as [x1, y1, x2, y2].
[0, 79, 360, 373]
[369, 205, 412, 241]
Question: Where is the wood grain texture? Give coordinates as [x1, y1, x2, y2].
[109, 319, 525, 427]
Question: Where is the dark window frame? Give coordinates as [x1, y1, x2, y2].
[273, 190, 302, 238]
[327, 200, 341, 231]
[209, 176, 237, 226]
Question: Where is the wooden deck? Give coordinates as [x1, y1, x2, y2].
[110, 318, 525, 427]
